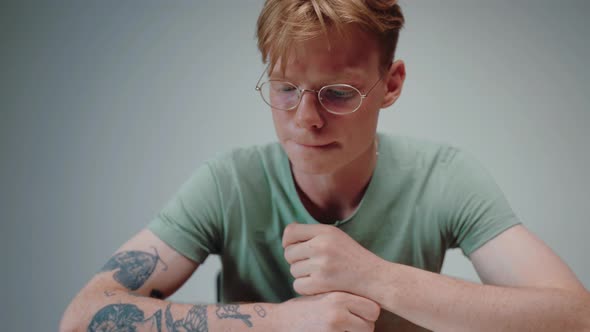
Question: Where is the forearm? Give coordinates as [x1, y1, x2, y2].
[60, 288, 279, 332]
[368, 262, 590, 332]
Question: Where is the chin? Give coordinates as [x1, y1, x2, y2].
[281, 140, 345, 174]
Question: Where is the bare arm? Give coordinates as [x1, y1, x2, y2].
[368, 225, 590, 332]
[60, 228, 381, 332]
[59, 229, 280, 331]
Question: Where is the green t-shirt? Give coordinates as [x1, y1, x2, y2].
[148, 133, 520, 304]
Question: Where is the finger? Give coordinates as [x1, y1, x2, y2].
[345, 295, 381, 323]
[289, 258, 313, 278]
[292, 276, 318, 296]
[284, 242, 312, 264]
[282, 223, 330, 248]
[341, 311, 376, 332]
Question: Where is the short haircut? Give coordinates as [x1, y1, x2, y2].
[256, 0, 405, 75]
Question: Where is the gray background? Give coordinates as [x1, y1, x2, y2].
[2, 0, 589, 330]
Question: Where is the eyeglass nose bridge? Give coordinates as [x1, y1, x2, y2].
[298, 88, 323, 102]
[299, 88, 319, 95]
[294, 88, 326, 112]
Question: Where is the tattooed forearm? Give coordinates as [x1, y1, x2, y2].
[100, 247, 168, 290]
[88, 302, 265, 331]
[88, 303, 162, 332]
[166, 304, 208, 332]
[215, 304, 253, 327]
[88, 303, 208, 332]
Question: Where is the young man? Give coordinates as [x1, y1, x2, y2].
[61, 1, 590, 331]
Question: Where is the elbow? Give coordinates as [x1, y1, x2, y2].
[59, 321, 79, 332]
[59, 289, 98, 332]
[59, 304, 83, 332]
[576, 291, 590, 331]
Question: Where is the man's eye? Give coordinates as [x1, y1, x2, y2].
[324, 88, 355, 99]
[272, 83, 296, 93]
[280, 86, 296, 92]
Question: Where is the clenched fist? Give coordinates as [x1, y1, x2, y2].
[282, 222, 386, 298]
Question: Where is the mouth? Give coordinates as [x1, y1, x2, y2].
[299, 143, 331, 147]
[293, 141, 337, 150]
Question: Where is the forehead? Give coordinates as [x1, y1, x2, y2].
[271, 26, 380, 80]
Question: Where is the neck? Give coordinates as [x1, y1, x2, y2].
[291, 138, 379, 223]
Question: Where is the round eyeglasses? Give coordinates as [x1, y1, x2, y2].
[255, 68, 382, 115]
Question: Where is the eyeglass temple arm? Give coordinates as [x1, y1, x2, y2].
[361, 75, 383, 98]
[255, 65, 270, 91]
[362, 62, 393, 98]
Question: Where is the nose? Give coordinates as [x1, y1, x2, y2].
[294, 89, 325, 130]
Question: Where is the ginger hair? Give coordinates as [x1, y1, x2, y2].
[256, 0, 405, 75]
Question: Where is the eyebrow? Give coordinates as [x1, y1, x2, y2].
[268, 70, 367, 87]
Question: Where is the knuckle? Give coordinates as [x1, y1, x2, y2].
[320, 274, 334, 289]
[315, 240, 330, 253]
[325, 225, 338, 234]
[283, 224, 294, 239]
[317, 257, 333, 274]
[289, 262, 299, 276]
[285, 223, 297, 234]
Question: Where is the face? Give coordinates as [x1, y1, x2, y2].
[268, 26, 398, 175]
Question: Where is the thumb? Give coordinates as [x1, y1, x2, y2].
[282, 221, 301, 247]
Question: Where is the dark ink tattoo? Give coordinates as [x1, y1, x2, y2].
[88, 303, 162, 332]
[253, 304, 266, 318]
[216, 304, 252, 327]
[165, 304, 174, 332]
[100, 247, 168, 291]
[150, 289, 165, 299]
[165, 304, 208, 332]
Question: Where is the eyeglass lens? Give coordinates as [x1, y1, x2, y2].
[259, 81, 362, 114]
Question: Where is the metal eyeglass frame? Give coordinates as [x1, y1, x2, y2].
[254, 65, 382, 115]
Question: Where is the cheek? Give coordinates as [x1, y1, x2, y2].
[271, 110, 289, 133]
[338, 111, 379, 148]
[344, 108, 379, 133]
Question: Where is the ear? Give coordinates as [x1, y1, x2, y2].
[380, 60, 406, 109]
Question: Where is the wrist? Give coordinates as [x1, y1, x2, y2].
[275, 299, 295, 331]
[260, 302, 283, 331]
[362, 258, 399, 307]
[209, 302, 283, 331]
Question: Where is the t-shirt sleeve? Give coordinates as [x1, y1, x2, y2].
[440, 149, 521, 257]
[147, 162, 223, 264]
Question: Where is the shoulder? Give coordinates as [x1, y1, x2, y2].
[377, 133, 466, 170]
[207, 141, 282, 170]
[377, 133, 494, 196]
[204, 141, 285, 187]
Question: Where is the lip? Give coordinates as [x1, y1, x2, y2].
[294, 141, 335, 149]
